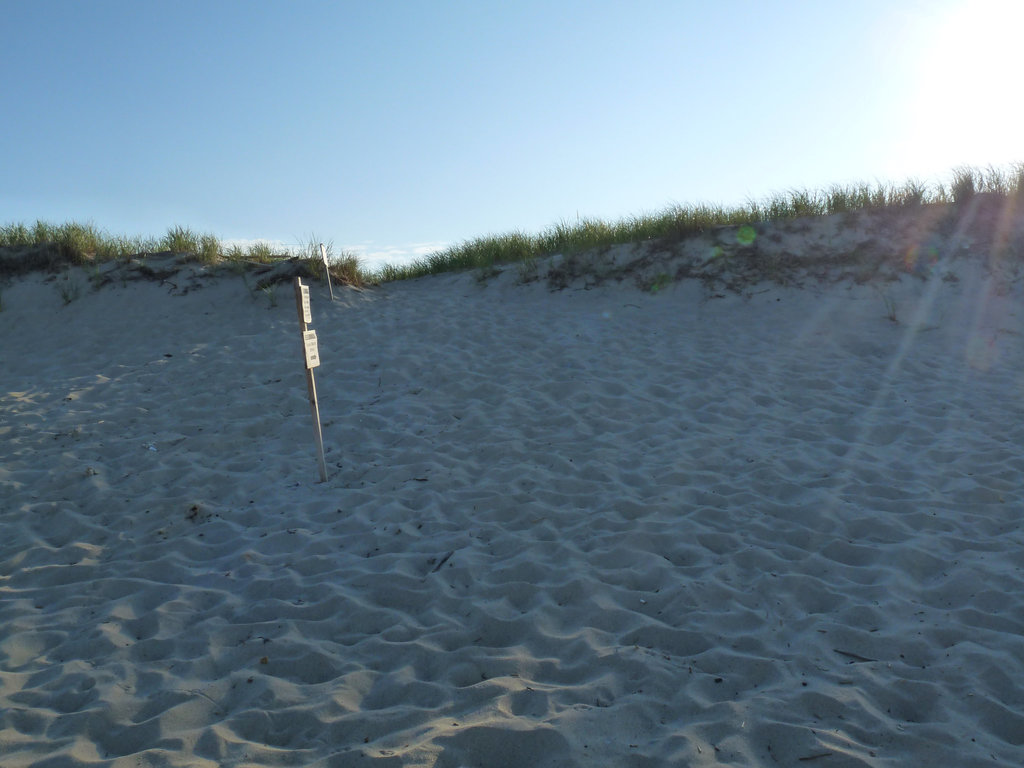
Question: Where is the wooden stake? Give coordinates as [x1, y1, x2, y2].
[295, 277, 327, 482]
[305, 361, 328, 483]
[320, 243, 334, 301]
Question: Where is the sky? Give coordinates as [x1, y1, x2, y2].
[2, 0, 1022, 271]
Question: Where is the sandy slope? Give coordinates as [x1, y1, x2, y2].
[1, 242, 1023, 767]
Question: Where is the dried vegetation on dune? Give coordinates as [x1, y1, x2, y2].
[2, 165, 1022, 296]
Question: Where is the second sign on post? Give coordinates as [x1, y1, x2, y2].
[303, 330, 320, 369]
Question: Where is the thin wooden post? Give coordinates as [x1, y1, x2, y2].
[295, 277, 327, 482]
[320, 243, 334, 301]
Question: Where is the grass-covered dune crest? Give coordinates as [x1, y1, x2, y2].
[0, 223, 365, 289]
[2, 164, 1022, 289]
[390, 164, 1024, 283]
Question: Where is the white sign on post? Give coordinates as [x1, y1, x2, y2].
[300, 285, 312, 325]
[303, 330, 320, 369]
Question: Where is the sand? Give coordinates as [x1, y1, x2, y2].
[1, 226, 1023, 766]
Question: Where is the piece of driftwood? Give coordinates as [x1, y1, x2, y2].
[254, 258, 319, 290]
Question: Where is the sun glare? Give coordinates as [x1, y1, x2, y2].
[903, 0, 1024, 173]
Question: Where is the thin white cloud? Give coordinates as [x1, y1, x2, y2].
[344, 241, 449, 270]
[220, 237, 292, 254]
[217, 238, 451, 271]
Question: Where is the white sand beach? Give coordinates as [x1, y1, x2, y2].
[2, 212, 1024, 766]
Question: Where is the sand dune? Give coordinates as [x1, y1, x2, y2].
[2, 226, 1023, 766]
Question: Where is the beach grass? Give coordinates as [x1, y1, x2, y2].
[0, 221, 361, 287]
[366, 164, 1023, 282]
[2, 164, 1021, 286]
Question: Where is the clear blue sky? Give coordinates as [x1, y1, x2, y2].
[3, 0, 1021, 270]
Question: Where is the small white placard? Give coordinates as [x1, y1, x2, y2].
[300, 285, 312, 325]
[320, 242, 329, 267]
[303, 330, 320, 369]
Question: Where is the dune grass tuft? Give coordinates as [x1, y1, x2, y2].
[160, 226, 221, 264]
[0, 221, 150, 265]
